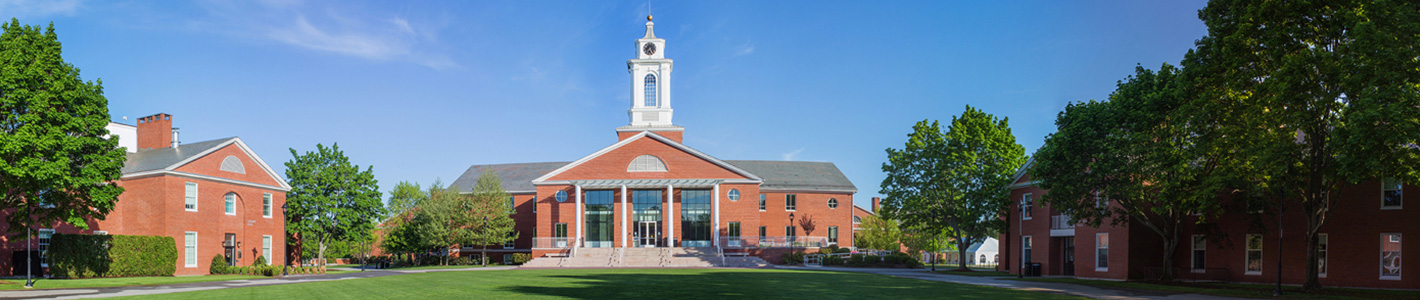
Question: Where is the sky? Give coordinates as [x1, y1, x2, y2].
[4, 0, 1210, 209]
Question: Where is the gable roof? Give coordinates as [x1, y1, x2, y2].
[724, 160, 856, 193]
[450, 162, 569, 194]
[531, 131, 762, 184]
[1006, 156, 1036, 189]
[121, 137, 291, 191]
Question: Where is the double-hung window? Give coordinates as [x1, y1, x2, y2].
[1191, 235, 1206, 273]
[554, 223, 568, 248]
[185, 182, 198, 211]
[184, 232, 197, 268]
[262, 235, 272, 265]
[785, 194, 797, 211]
[38, 229, 53, 267]
[1095, 233, 1108, 271]
[1318, 233, 1328, 277]
[262, 193, 272, 218]
[509, 196, 517, 213]
[785, 226, 796, 237]
[828, 226, 839, 245]
[1022, 236, 1033, 266]
[1023, 193, 1033, 220]
[759, 194, 766, 211]
[224, 193, 236, 215]
[1382, 233, 1402, 280]
[504, 231, 516, 249]
[758, 226, 766, 239]
[1383, 178, 1403, 209]
[1246, 234, 1263, 275]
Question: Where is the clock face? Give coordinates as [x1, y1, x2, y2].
[643, 43, 657, 55]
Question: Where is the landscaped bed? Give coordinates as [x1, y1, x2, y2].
[0, 275, 266, 291]
[1014, 277, 1420, 300]
[110, 268, 1087, 299]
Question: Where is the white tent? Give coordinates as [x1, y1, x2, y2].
[942, 237, 1000, 266]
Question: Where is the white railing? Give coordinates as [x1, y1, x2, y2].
[533, 237, 572, 249]
[719, 236, 831, 248]
[1051, 215, 1076, 230]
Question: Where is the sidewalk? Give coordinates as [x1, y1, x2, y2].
[0, 266, 516, 300]
[779, 266, 1243, 300]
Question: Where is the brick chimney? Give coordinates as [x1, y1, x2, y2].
[872, 197, 881, 213]
[136, 113, 174, 150]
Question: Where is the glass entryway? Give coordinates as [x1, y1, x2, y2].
[223, 233, 238, 266]
[632, 190, 663, 247]
[680, 189, 712, 247]
[584, 190, 615, 248]
[636, 221, 661, 247]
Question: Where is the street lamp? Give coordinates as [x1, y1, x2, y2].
[1018, 199, 1025, 279]
[280, 203, 289, 276]
[788, 213, 795, 251]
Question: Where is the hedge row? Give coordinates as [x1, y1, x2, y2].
[210, 255, 324, 276]
[49, 234, 178, 278]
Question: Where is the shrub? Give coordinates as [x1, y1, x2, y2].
[49, 234, 178, 278]
[252, 255, 268, 266]
[822, 255, 845, 266]
[509, 253, 531, 265]
[452, 256, 473, 266]
[210, 255, 228, 274]
[779, 251, 806, 265]
[834, 247, 852, 254]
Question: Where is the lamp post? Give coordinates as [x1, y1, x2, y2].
[1018, 199, 1025, 279]
[482, 216, 489, 267]
[788, 212, 796, 254]
[280, 203, 289, 276]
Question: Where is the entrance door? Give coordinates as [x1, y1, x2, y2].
[223, 233, 238, 266]
[637, 221, 660, 247]
[1062, 237, 1076, 276]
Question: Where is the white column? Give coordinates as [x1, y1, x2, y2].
[666, 184, 675, 247]
[621, 185, 628, 248]
[575, 185, 582, 248]
[712, 184, 720, 247]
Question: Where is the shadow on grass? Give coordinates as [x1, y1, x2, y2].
[499, 269, 1077, 300]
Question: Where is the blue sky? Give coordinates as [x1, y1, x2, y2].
[6, 0, 1209, 209]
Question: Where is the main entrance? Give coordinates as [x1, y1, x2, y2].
[636, 221, 661, 247]
[632, 189, 664, 247]
[1062, 236, 1076, 276]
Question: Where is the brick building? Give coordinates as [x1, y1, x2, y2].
[445, 17, 858, 264]
[1000, 158, 1417, 289]
[1, 113, 290, 276]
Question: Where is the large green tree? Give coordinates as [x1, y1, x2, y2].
[285, 143, 384, 267]
[1034, 64, 1229, 281]
[853, 215, 901, 251]
[881, 106, 1026, 271]
[1187, 0, 1420, 290]
[0, 19, 127, 285]
[464, 170, 517, 266]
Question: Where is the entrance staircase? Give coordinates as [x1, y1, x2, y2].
[522, 247, 769, 268]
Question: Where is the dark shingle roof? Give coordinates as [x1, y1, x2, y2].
[121, 137, 238, 174]
[725, 160, 857, 193]
[451, 162, 571, 193]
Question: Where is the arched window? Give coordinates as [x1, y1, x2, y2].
[644, 74, 658, 107]
[220, 156, 245, 174]
[628, 155, 667, 172]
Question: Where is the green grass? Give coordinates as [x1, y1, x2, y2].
[1014, 278, 1420, 300]
[113, 268, 1086, 299]
[0, 275, 265, 291]
[331, 264, 498, 271]
[932, 270, 1013, 277]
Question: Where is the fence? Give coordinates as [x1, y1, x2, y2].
[532, 237, 572, 249]
[1051, 215, 1076, 230]
[718, 236, 831, 248]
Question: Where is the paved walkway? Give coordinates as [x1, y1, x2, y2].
[779, 266, 1242, 300]
[0, 266, 516, 299]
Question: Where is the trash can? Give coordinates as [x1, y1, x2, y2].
[1030, 263, 1042, 277]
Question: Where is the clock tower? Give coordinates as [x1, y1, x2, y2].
[618, 15, 683, 142]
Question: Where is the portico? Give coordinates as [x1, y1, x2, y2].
[563, 179, 723, 249]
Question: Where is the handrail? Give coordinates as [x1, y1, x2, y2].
[718, 236, 830, 248]
[532, 237, 573, 249]
[1051, 215, 1077, 230]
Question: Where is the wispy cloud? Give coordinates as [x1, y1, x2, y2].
[268, 15, 406, 60]
[0, 0, 82, 19]
[190, 1, 458, 70]
[734, 40, 755, 56]
[781, 148, 805, 161]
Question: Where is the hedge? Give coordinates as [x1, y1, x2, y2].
[49, 233, 178, 278]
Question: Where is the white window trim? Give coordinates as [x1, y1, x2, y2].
[1381, 233, 1401, 280]
[759, 194, 767, 211]
[1246, 234, 1263, 276]
[93, 230, 108, 235]
[1381, 178, 1403, 210]
[1318, 233, 1328, 278]
[262, 235, 272, 265]
[38, 229, 54, 267]
[1022, 235, 1033, 270]
[1191, 234, 1205, 273]
[785, 194, 797, 211]
[225, 193, 237, 215]
[262, 193, 273, 218]
[828, 198, 839, 209]
[1023, 193, 1034, 220]
[185, 182, 198, 212]
[728, 189, 741, 201]
[184, 232, 198, 268]
[1095, 233, 1108, 272]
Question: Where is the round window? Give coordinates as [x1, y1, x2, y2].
[555, 190, 568, 203]
[828, 198, 839, 209]
[728, 189, 741, 201]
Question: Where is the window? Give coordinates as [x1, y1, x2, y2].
[644, 74, 657, 107]
[1382, 233, 1402, 280]
[225, 193, 237, 215]
[585, 190, 616, 247]
[93, 231, 108, 235]
[728, 222, 741, 237]
[853, 216, 862, 223]
[220, 155, 245, 174]
[728, 189, 741, 201]
[1318, 233, 1328, 277]
[504, 254, 514, 264]
[38, 229, 53, 267]
[1383, 178, 1403, 209]
[1095, 192, 1109, 209]
[758, 194, 766, 211]
[185, 182, 198, 211]
[828, 226, 839, 245]
[828, 198, 838, 209]
[184, 232, 197, 267]
[555, 190, 568, 202]
[786, 226, 796, 237]
[1022, 236, 1033, 266]
[1246, 234, 1263, 275]
[628, 155, 667, 172]
[1022, 193, 1033, 220]
[505, 231, 516, 249]
[1095, 233, 1108, 271]
[554, 223, 568, 248]
[1191, 235, 1206, 273]
[785, 194, 797, 211]
[262, 235, 272, 265]
[262, 193, 272, 218]
[681, 190, 713, 247]
[509, 196, 517, 213]
[758, 226, 766, 238]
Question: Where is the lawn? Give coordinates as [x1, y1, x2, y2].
[0, 275, 264, 291]
[114, 268, 1086, 299]
[1015, 278, 1420, 300]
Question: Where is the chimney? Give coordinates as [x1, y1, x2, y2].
[136, 113, 173, 150]
[872, 197, 881, 213]
[171, 127, 180, 148]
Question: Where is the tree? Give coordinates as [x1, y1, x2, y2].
[1187, 0, 1420, 290]
[1033, 64, 1229, 281]
[464, 170, 516, 267]
[853, 215, 901, 251]
[0, 19, 127, 286]
[900, 225, 953, 271]
[881, 106, 1026, 271]
[285, 143, 384, 268]
[379, 181, 427, 264]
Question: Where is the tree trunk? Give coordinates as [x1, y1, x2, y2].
[1303, 214, 1322, 290]
[482, 245, 488, 267]
[317, 237, 327, 270]
[957, 236, 970, 271]
[1159, 234, 1179, 281]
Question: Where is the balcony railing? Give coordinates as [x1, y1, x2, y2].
[1051, 215, 1077, 230]
[532, 237, 572, 249]
[719, 236, 831, 248]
